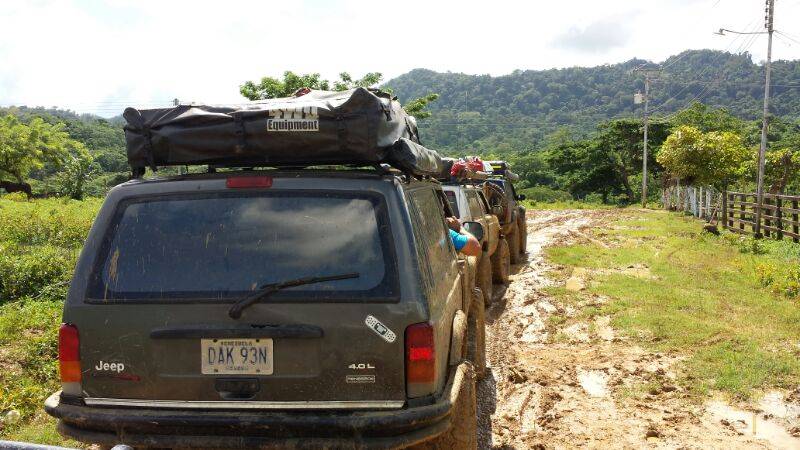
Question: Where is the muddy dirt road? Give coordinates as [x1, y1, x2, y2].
[476, 209, 800, 450]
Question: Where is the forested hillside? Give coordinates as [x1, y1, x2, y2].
[386, 50, 800, 152]
[0, 107, 129, 197]
[2, 49, 799, 203]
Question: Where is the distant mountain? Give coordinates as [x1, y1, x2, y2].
[385, 50, 800, 153]
[4, 49, 799, 164]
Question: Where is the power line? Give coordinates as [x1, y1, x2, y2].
[648, 21, 764, 115]
[776, 30, 800, 45]
[657, 0, 726, 71]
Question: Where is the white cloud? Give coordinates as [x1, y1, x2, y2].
[0, 0, 797, 117]
[552, 14, 636, 54]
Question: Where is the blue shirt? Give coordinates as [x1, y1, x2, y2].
[449, 229, 468, 251]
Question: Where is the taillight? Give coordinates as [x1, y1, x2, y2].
[58, 323, 81, 383]
[226, 176, 273, 189]
[405, 322, 435, 389]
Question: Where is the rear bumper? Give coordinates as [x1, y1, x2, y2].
[45, 363, 469, 449]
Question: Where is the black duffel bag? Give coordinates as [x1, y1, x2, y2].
[123, 88, 440, 176]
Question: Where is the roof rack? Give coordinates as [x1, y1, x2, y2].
[485, 160, 520, 182]
[123, 88, 443, 180]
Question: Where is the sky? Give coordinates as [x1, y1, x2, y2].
[1, 0, 799, 117]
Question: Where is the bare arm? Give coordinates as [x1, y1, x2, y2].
[447, 217, 482, 257]
[458, 230, 482, 257]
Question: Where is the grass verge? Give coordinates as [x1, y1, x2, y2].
[0, 195, 101, 443]
[545, 209, 800, 400]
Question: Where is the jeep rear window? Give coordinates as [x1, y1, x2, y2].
[88, 192, 398, 301]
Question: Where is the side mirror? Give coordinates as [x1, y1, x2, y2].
[491, 206, 504, 217]
[516, 194, 526, 201]
[462, 221, 485, 241]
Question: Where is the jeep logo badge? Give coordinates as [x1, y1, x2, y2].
[365, 315, 396, 343]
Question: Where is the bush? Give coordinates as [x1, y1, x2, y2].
[723, 234, 769, 255]
[755, 262, 779, 288]
[1, 192, 29, 202]
[519, 185, 572, 203]
[0, 197, 100, 248]
[755, 262, 800, 299]
[721, 231, 800, 299]
[0, 299, 61, 423]
[0, 197, 99, 436]
[0, 243, 77, 303]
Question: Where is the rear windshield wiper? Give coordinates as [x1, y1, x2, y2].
[228, 273, 360, 319]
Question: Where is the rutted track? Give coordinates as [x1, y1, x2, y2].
[476, 209, 800, 450]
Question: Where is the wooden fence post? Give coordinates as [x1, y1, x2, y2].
[776, 196, 783, 240]
[752, 193, 758, 234]
[722, 191, 728, 230]
[740, 194, 746, 231]
[793, 198, 799, 243]
[764, 197, 771, 238]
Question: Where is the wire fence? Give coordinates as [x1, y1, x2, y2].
[662, 185, 721, 221]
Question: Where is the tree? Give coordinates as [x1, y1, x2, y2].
[594, 120, 646, 202]
[240, 71, 331, 100]
[763, 117, 800, 194]
[332, 72, 383, 91]
[657, 125, 750, 189]
[403, 93, 439, 119]
[546, 136, 617, 202]
[240, 71, 384, 101]
[669, 102, 749, 135]
[765, 148, 798, 194]
[56, 151, 97, 200]
[0, 114, 81, 186]
[239, 71, 438, 120]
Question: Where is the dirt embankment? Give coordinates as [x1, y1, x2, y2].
[477, 209, 800, 450]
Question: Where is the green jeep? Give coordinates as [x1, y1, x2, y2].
[45, 169, 487, 449]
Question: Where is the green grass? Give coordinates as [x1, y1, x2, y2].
[0, 195, 101, 443]
[2, 413, 84, 447]
[546, 209, 800, 400]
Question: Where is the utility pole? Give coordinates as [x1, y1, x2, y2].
[633, 66, 660, 208]
[642, 74, 651, 208]
[754, 0, 775, 238]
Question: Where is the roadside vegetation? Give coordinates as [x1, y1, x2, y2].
[545, 209, 800, 400]
[0, 194, 100, 443]
[4, 60, 798, 209]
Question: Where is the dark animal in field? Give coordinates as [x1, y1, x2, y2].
[0, 180, 33, 198]
[703, 224, 720, 235]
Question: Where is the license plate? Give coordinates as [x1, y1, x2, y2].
[201, 338, 273, 375]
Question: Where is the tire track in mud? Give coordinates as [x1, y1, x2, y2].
[476, 209, 800, 450]
[477, 209, 597, 449]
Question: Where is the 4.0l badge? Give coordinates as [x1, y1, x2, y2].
[365, 315, 396, 343]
